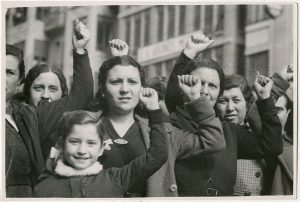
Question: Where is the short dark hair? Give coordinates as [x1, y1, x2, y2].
[58, 110, 105, 144]
[145, 76, 168, 100]
[23, 63, 68, 102]
[281, 93, 292, 111]
[94, 55, 145, 112]
[223, 74, 253, 109]
[6, 44, 25, 80]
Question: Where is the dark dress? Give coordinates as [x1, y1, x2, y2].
[99, 117, 147, 196]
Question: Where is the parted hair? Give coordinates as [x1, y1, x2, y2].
[58, 110, 105, 144]
[94, 55, 145, 113]
[23, 64, 68, 102]
[6, 44, 25, 80]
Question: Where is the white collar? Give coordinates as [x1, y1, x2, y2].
[5, 114, 19, 132]
[55, 158, 103, 177]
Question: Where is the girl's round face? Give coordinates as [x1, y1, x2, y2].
[29, 72, 63, 106]
[6, 55, 21, 102]
[104, 64, 142, 115]
[190, 67, 220, 107]
[63, 124, 102, 170]
[216, 87, 247, 125]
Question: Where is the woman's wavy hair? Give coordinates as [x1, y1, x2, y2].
[23, 64, 68, 103]
[93, 55, 145, 113]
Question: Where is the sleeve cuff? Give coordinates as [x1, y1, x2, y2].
[73, 49, 88, 56]
[271, 73, 290, 98]
[185, 97, 215, 118]
[256, 97, 276, 114]
[181, 50, 194, 61]
[148, 109, 164, 124]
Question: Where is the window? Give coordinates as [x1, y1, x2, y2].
[144, 10, 150, 45]
[157, 6, 164, 41]
[246, 51, 269, 83]
[133, 15, 141, 56]
[125, 18, 131, 49]
[204, 5, 213, 34]
[36, 7, 50, 21]
[246, 5, 270, 24]
[179, 6, 186, 35]
[96, 17, 112, 51]
[238, 5, 247, 31]
[194, 5, 201, 30]
[34, 40, 48, 64]
[216, 5, 224, 32]
[168, 5, 175, 38]
[13, 7, 27, 25]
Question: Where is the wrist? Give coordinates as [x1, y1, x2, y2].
[258, 94, 270, 100]
[183, 49, 196, 59]
[146, 103, 160, 111]
[188, 94, 201, 102]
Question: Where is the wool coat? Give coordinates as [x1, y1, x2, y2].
[6, 51, 93, 189]
[34, 110, 168, 197]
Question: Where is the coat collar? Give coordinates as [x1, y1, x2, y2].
[55, 158, 103, 177]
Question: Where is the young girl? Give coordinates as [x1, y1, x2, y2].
[34, 88, 168, 198]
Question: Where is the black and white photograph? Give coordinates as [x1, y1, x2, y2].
[2, 1, 297, 200]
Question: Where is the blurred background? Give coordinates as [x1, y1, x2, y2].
[5, 5, 294, 94]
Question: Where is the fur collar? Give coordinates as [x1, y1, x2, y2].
[55, 158, 103, 177]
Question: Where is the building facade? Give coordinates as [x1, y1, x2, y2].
[5, 4, 294, 91]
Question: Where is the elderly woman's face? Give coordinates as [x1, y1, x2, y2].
[29, 72, 63, 106]
[104, 64, 141, 115]
[190, 67, 220, 107]
[6, 55, 21, 103]
[216, 87, 247, 125]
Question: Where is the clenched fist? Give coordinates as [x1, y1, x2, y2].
[253, 71, 273, 100]
[139, 87, 159, 110]
[109, 39, 129, 57]
[178, 75, 201, 102]
[72, 19, 90, 54]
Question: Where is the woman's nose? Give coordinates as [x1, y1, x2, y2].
[41, 89, 50, 99]
[200, 84, 209, 96]
[120, 82, 129, 93]
[226, 101, 234, 112]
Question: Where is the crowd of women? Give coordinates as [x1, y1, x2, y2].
[5, 19, 294, 198]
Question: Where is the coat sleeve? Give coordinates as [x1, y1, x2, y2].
[237, 97, 283, 159]
[37, 50, 94, 145]
[171, 97, 225, 159]
[246, 72, 289, 135]
[165, 51, 192, 113]
[108, 109, 168, 193]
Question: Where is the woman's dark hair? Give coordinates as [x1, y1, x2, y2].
[6, 44, 25, 80]
[23, 63, 68, 102]
[223, 74, 253, 109]
[183, 56, 225, 96]
[58, 110, 104, 144]
[94, 55, 145, 113]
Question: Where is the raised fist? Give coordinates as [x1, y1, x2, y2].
[72, 19, 90, 53]
[178, 75, 201, 102]
[278, 64, 293, 85]
[139, 87, 159, 110]
[253, 71, 273, 100]
[109, 39, 129, 56]
[184, 32, 215, 59]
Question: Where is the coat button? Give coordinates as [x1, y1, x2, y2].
[169, 184, 177, 192]
[207, 177, 213, 182]
[255, 171, 261, 178]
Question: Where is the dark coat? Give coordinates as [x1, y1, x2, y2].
[170, 98, 282, 196]
[7, 51, 93, 185]
[34, 110, 168, 198]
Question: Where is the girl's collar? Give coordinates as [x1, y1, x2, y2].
[55, 158, 103, 177]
